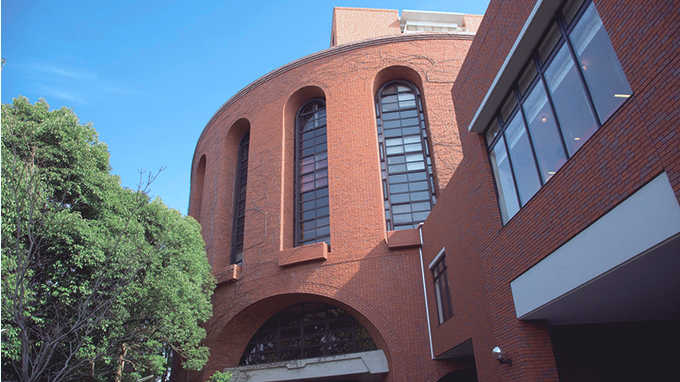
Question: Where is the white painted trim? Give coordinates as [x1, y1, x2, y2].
[225, 350, 388, 382]
[511, 173, 680, 319]
[418, 225, 435, 360]
[429, 247, 446, 269]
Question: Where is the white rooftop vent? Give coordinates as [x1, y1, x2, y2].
[400, 10, 470, 34]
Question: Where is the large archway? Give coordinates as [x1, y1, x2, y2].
[239, 302, 377, 365]
[220, 297, 389, 382]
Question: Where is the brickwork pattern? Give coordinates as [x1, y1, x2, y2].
[418, 0, 680, 381]
[186, 34, 475, 381]
[331, 8, 401, 47]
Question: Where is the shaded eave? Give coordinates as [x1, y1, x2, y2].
[466, 0, 559, 133]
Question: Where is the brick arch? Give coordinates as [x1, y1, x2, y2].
[281, 85, 328, 249]
[372, 65, 425, 97]
[204, 290, 393, 379]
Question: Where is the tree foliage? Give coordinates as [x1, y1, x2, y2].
[1, 97, 215, 382]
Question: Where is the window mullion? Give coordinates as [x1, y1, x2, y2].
[499, 116, 523, 209]
[557, 10, 602, 127]
[515, 84, 545, 187]
[294, 113, 302, 246]
[536, 55, 571, 163]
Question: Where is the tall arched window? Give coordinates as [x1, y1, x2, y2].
[376, 81, 436, 231]
[231, 132, 249, 264]
[295, 100, 330, 247]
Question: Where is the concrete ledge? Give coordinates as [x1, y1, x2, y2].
[216, 264, 242, 285]
[387, 228, 422, 249]
[225, 350, 389, 382]
[511, 173, 680, 321]
[278, 242, 328, 267]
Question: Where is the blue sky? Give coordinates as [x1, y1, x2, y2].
[2, 0, 489, 214]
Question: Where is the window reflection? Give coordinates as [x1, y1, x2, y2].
[485, 0, 631, 224]
[296, 100, 330, 246]
[231, 132, 250, 264]
[570, 2, 632, 122]
[544, 44, 598, 155]
[505, 113, 541, 204]
[490, 136, 520, 223]
[523, 79, 568, 181]
[376, 81, 436, 231]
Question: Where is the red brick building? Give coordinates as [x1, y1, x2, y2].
[186, 1, 679, 381]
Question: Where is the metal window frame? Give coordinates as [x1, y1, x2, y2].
[431, 253, 453, 324]
[239, 303, 377, 366]
[484, 0, 623, 225]
[294, 99, 330, 247]
[230, 131, 250, 264]
[375, 80, 436, 231]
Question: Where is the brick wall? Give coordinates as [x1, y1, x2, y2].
[418, 0, 680, 381]
[331, 7, 401, 46]
[186, 34, 476, 382]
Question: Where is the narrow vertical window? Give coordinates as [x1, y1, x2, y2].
[432, 253, 453, 324]
[295, 100, 330, 247]
[231, 132, 249, 264]
[376, 81, 436, 231]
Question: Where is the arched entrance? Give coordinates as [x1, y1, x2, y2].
[226, 302, 388, 381]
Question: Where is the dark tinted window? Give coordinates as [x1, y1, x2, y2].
[296, 100, 330, 246]
[376, 81, 436, 231]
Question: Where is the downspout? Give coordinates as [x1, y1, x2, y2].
[418, 223, 435, 359]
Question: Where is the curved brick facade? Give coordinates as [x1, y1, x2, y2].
[186, 20, 477, 381]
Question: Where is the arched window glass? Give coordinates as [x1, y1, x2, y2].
[231, 132, 249, 264]
[239, 303, 377, 365]
[295, 100, 330, 247]
[376, 81, 436, 231]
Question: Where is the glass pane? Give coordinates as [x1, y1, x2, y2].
[538, 23, 562, 65]
[398, 92, 415, 101]
[388, 156, 405, 165]
[562, 0, 585, 26]
[505, 114, 541, 204]
[486, 119, 501, 147]
[518, 63, 538, 97]
[404, 143, 421, 153]
[406, 162, 425, 171]
[403, 135, 421, 144]
[386, 146, 404, 155]
[405, 153, 423, 162]
[570, 2, 632, 123]
[501, 92, 518, 123]
[386, 137, 402, 146]
[409, 181, 429, 191]
[522, 79, 568, 182]
[399, 99, 416, 109]
[392, 204, 411, 214]
[544, 44, 598, 155]
[411, 201, 430, 212]
[490, 137, 520, 223]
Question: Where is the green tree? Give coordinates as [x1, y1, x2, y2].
[1, 97, 215, 382]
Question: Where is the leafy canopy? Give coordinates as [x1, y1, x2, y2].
[1, 97, 215, 382]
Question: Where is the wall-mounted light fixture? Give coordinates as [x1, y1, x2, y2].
[492, 346, 512, 366]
